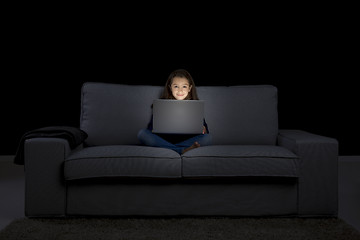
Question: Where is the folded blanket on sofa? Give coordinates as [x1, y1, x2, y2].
[14, 126, 88, 165]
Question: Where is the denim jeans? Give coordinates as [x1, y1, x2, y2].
[137, 129, 212, 155]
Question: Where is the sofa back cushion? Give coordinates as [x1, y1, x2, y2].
[197, 85, 278, 145]
[80, 82, 278, 146]
[81, 82, 163, 146]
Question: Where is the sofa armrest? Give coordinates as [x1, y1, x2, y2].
[24, 138, 81, 217]
[277, 130, 338, 216]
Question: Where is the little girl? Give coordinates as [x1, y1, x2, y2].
[137, 69, 212, 154]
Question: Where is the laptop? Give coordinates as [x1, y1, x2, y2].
[152, 99, 205, 134]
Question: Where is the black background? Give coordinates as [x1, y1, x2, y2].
[2, 7, 358, 156]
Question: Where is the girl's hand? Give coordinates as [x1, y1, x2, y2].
[202, 126, 206, 134]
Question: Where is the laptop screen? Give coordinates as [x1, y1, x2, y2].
[152, 99, 204, 134]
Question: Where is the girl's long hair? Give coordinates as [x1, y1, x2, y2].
[160, 69, 199, 100]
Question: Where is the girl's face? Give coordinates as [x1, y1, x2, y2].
[170, 77, 192, 100]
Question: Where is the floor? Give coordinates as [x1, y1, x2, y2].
[1, 155, 359, 232]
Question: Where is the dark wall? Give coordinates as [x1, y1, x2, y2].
[3, 15, 358, 156]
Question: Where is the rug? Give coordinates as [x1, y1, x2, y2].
[1, 217, 359, 240]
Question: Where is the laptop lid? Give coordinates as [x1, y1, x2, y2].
[152, 99, 205, 134]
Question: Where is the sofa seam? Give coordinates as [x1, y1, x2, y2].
[65, 156, 181, 162]
[181, 156, 299, 159]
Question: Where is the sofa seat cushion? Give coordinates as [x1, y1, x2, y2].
[64, 145, 182, 180]
[181, 145, 299, 178]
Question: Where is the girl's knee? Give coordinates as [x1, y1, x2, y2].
[138, 128, 158, 146]
[137, 129, 149, 142]
[199, 134, 212, 146]
[137, 129, 144, 139]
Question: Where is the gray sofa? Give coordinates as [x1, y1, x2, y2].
[24, 82, 338, 217]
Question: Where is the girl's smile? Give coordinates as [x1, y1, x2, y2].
[170, 77, 192, 100]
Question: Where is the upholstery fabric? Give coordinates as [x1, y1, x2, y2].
[80, 83, 278, 146]
[182, 145, 298, 178]
[22, 83, 339, 218]
[14, 126, 87, 165]
[24, 138, 71, 216]
[80, 83, 163, 146]
[65, 145, 182, 180]
[277, 130, 339, 216]
[196, 85, 278, 145]
[67, 183, 298, 216]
